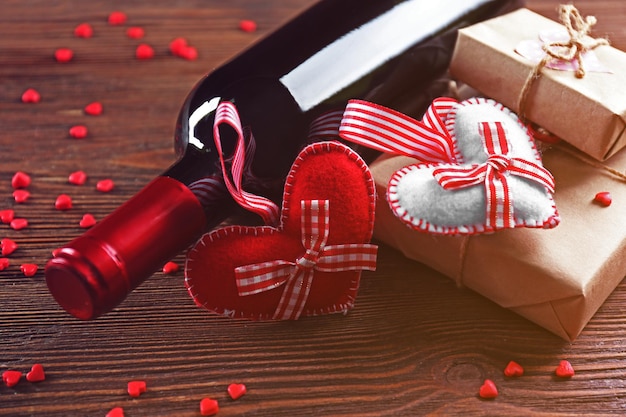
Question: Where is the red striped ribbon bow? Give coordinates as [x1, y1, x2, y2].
[234, 200, 378, 320]
[339, 98, 458, 163]
[212, 101, 280, 225]
[432, 121, 555, 229]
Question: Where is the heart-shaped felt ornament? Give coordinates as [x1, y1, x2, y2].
[185, 141, 377, 320]
[340, 97, 560, 235]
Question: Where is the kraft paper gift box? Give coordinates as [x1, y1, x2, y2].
[369, 144, 626, 341]
[449, 8, 626, 161]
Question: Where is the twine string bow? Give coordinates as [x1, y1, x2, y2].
[234, 200, 378, 320]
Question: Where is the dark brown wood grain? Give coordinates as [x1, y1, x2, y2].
[1, 1, 626, 416]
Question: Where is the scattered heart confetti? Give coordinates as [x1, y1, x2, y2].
[12, 171, 31, 189]
[13, 189, 31, 203]
[555, 360, 575, 378]
[21, 264, 38, 277]
[478, 379, 498, 399]
[239, 19, 257, 33]
[127, 380, 147, 397]
[74, 22, 94, 38]
[178, 46, 198, 61]
[2, 370, 22, 387]
[503, 360, 524, 377]
[1, 238, 18, 256]
[199, 398, 219, 416]
[0, 258, 9, 271]
[162, 261, 179, 274]
[126, 26, 145, 39]
[227, 383, 247, 400]
[68, 170, 88, 185]
[55, 194, 73, 210]
[79, 214, 97, 228]
[594, 191, 612, 207]
[169, 37, 188, 55]
[106, 407, 125, 417]
[21, 88, 41, 103]
[136, 44, 155, 60]
[54, 48, 74, 63]
[69, 125, 88, 139]
[10, 218, 29, 231]
[26, 364, 46, 382]
[108, 11, 127, 26]
[0, 209, 15, 224]
[96, 179, 115, 192]
[84, 101, 103, 116]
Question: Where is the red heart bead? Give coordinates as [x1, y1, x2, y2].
[79, 214, 97, 228]
[0, 258, 9, 271]
[12, 171, 31, 189]
[13, 189, 31, 203]
[69, 125, 88, 139]
[503, 360, 524, 377]
[2, 238, 18, 256]
[21, 88, 41, 103]
[74, 23, 93, 38]
[227, 383, 247, 400]
[2, 370, 22, 387]
[185, 142, 376, 320]
[555, 360, 575, 378]
[84, 101, 103, 116]
[21, 263, 38, 277]
[127, 380, 147, 397]
[96, 179, 115, 192]
[162, 261, 179, 274]
[68, 170, 88, 185]
[478, 379, 498, 399]
[106, 407, 125, 417]
[136, 44, 155, 60]
[0, 209, 15, 224]
[594, 191, 612, 207]
[10, 218, 28, 230]
[199, 398, 219, 416]
[26, 363, 46, 382]
[55, 194, 73, 210]
[54, 48, 74, 63]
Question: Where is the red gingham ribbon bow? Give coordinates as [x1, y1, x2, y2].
[234, 200, 378, 320]
[432, 121, 555, 229]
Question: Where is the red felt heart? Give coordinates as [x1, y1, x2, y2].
[2, 370, 22, 387]
[26, 363, 46, 382]
[478, 379, 498, 399]
[227, 383, 247, 400]
[555, 360, 575, 378]
[503, 360, 524, 377]
[127, 380, 147, 397]
[185, 141, 376, 320]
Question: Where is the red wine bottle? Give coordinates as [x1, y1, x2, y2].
[45, 0, 522, 320]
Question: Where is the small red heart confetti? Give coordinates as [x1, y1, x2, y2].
[69, 125, 88, 139]
[74, 22, 94, 38]
[169, 37, 188, 56]
[54, 48, 74, 63]
[10, 218, 28, 231]
[1, 238, 18, 256]
[136, 44, 155, 60]
[127, 380, 147, 397]
[200, 398, 219, 416]
[0, 258, 9, 271]
[106, 407, 125, 417]
[26, 364, 46, 382]
[162, 261, 179, 274]
[555, 360, 575, 378]
[55, 194, 73, 210]
[503, 360, 524, 377]
[21, 264, 38, 277]
[2, 370, 22, 387]
[21, 88, 41, 103]
[84, 101, 103, 116]
[108, 11, 127, 26]
[69, 170, 88, 185]
[239, 19, 257, 33]
[13, 189, 31, 203]
[227, 383, 247, 400]
[179, 46, 198, 61]
[126, 26, 145, 39]
[478, 379, 498, 399]
[12, 171, 31, 189]
[79, 214, 97, 228]
[96, 179, 115, 192]
[594, 191, 612, 207]
[0, 209, 15, 224]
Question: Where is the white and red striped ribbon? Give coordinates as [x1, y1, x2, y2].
[339, 98, 458, 163]
[212, 101, 280, 225]
[234, 200, 378, 320]
[432, 121, 555, 229]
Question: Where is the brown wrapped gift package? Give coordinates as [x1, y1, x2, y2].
[370, 145, 626, 341]
[449, 8, 626, 161]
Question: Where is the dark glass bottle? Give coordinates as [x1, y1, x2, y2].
[45, 0, 522, 320]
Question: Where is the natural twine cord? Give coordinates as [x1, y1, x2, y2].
[517, 4, 609, 123]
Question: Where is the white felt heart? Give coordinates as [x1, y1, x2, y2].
[386, 97, 560, 235]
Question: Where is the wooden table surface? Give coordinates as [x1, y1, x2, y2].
[1, 1, 626, 416]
